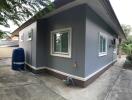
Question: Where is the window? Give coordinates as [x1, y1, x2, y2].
[19, 33, 24, 42]
[113, 39, 117, 54]
[51, 28, 72, 58]
[99, 33, 107, 56]
[113, 48, 117, 54]
[27, 29, 33, 41]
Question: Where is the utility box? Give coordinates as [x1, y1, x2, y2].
[12, 48, 25, 70]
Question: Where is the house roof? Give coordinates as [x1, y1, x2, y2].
[11, 0, 75, 36]
[11, 0, 126, 39]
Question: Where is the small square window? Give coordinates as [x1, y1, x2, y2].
[113, 49, 117, 53]
[51, 28, 72, 58]
[27, 29, 33, 41]
[99, 33, 107, 56]
[19, 33, 24, 42]
[113, 39, 117, 53]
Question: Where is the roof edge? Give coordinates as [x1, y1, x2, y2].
[11, 0, 126, 40]
[104, 0, 126, 39]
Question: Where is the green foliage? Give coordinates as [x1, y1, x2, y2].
[0, 0, 52, 27]
[127, 35, 132, 41]
[123, 36, 132, 65]
[121, 24, 132, 57]
[0, 30, 7, 39]
[126, 55, 132, 61]
[121, 24, 132, 37]
[0, 0, 53, 38]
[121, 40, 132, 55]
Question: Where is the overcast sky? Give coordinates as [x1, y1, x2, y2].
[2, 0, 132, 34]
[110, 0, 132, 25]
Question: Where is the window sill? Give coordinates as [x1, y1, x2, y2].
[27, 38, 32, 41]
[51, 53, 71, 58]
[19, 40, 23, 42]
[113, 51, 117, 54]
[113, 48, 117, 54]
[99, 53, 107, 57]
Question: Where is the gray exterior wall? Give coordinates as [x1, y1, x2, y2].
[19, 22, 37, 67]
[36, 4, 86, 77]
[85, 6, 118, 77]
[19, 4, 118, 78]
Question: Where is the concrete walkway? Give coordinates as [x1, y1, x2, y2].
[0, 58, 11, 66]
[106, 68, 132, 100]
[0, 59, 66, 100]
[0, 56, 131, 100]
[37, 57, 126, 100]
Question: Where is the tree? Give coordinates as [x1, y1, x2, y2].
[121, 24, 132, 37]
[121, 40, 132, 55]
[0, 0, 53, 38]
[119, 25, 132, 58]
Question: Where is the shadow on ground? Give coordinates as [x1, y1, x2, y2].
[123, 60, 132, 70]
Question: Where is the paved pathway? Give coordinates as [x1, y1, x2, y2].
[0, 57, 131, 100]
[0, 59, 66, 100]
[0, 58, 11, 67]
[106, 68, 132, 100]
[35, 56, 129, 100]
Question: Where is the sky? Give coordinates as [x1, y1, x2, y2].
[2, 0, 132, 34]
[110, 0, 132, 25]
[110, 0, 132, 34]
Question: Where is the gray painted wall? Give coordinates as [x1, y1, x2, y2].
[36, 4, 86, 77]
[85, 6, 118, 77]
[19, 4, 118, 78]
[19, 22, 37, 67]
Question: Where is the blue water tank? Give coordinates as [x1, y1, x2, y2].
[12, 48, 25, 70]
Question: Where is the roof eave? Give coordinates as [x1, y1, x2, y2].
[11, 0, 126, 40]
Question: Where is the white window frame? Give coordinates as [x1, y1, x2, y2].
[19, 33, 24, 42]
[99, 32, 107, 57]
[27, 29, 33, 41]
[50, 28, 72, 58]
[113, 48, 117, 54]
[113, 39, 118, 54]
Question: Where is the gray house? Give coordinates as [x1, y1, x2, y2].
[12, 0, 125, 87]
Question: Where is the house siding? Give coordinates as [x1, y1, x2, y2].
[19, 22, 37, 67]
[36, 4, 86, 77]
[85, 6, 118, 77]
[19, 4, 119, 79]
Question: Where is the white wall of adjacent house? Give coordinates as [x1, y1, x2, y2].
[0, 40, 18, 58]
[0, 47, 17, 58]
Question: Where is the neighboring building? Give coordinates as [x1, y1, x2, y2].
[11, 0, 125, 87]
[6, 33, 19, 41]
[0, 40, 18, 47]
[0, 40, 18, 58]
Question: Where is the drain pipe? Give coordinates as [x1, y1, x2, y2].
[63, 77, 75, 86]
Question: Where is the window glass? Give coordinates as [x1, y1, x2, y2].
[27, 29, 33, 40]
[99, 33, 107, 56]
[54, 33, 61, 52]
[53, 32, 68, 53]
[19, 33, 24, 42]
[103, 38, 106, 52]
[51, 28, 71, 58]
[100, 36, 103, 52]
[61, 32, 68, 52]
